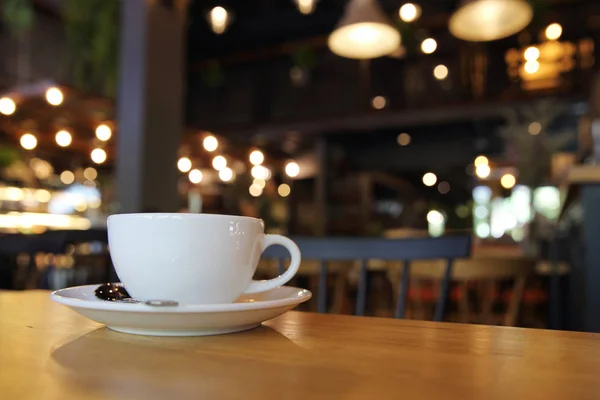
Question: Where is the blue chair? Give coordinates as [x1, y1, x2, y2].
[263, 235, 472, 321]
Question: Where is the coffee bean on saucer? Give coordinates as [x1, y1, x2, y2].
[94, 283, 132, 301]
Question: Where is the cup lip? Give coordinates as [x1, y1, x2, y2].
[108, 213, 263, 223]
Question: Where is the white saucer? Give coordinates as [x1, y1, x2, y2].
[50, 284, 311, 336]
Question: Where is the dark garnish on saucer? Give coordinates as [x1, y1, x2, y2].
[95, 283, 132, 301]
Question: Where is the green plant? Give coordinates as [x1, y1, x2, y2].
[2, 0, 33, 34]
[63, 0, 119, 96]
[0, 145, 21, 169]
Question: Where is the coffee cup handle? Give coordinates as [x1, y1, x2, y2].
[244, 234, 301, 294]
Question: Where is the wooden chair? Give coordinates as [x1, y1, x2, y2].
[262, 235, 472, 321]
[388, 257, 535, 326]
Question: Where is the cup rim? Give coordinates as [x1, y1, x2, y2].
[108, 213, 263, 223]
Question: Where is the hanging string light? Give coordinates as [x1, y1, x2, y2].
[474, 155, 489, 167]
[91, 148, 107, 164]
[20, 133, 37, 150]
[177, 157, 192, 173]
[397, 133, 411, 146]
[278, 184, 291, 197]
[253, 178, 266, 189]
[189, 169, 203, 184]
[83, 167, 98, 181]
[501, 173, 516, 189]
[203, 135, 218, 152]
[433, 64, 449, 80]
[209, 6, 230, 34]
[55, 130, 72, 147]
[421, 38, 437, 54]
[545, 23, 562, 41]
[95, 124, 112, 141]
[371, 96, 387, 109]
[45, 87, 64, 106]
[251, 165, 269, 180]
[219, 167, 234, 182]
[249, 150, 264, 165]
[476, 164, 491, 178]
[295, 0, 317, 15]
[0, 97, 16, 115]
[399, 3, 421, 23]
[60, 170, 75, 185]
[212, 155, 227, 171]
[285, 161, 300, 178]
[249, 184, 263, 197]
[422, 172, 437, 186]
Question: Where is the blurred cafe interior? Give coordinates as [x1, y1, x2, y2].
[2, 0, 600, 332]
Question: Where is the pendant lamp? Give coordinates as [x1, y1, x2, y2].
[449, 0, 533, 42]
[328, 0, 401, 59]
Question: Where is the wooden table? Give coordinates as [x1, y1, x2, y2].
[3, 291, 600, 399]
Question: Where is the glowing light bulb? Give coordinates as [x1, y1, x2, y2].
[249, 150, 264, 165]
[278, 183, 291, 197]
[528, 122, 542, 135]
[91, 148, 107, 164]
[545, 23, 562, 41]
[285, 161, 300, 178]
[209, 6, 229, 34]
[476, 164, 491, 178]
[524, 46, 540, 61]
[249, 184, 262, 197]
[296, 0, 316, 15]
[95, 124, 112, 141]
[474, 156, 489, 167]
[251, 165, 268, 179]
[20, 133, 37, 150]
[45, 87, 63, 106]
[433, 64, 449, 80]
[427, 210, 444, 224]
[421, 38, 437, 54]
[371, 96, 387, 110]
[422, 172, 437, 187]
[399, 3, 421, 23]
[501, 173, 516, 189]
[0, 97, 16, 115]
[177, 157, 192, 173]
[189, 169, 203, 184]
[397, 133, 411, 146]
[203, 135, 218, 152]
[219, 167, 234, 182]
[55, 130, 72, 147]
[212, 155, 227, 171]
[83, 167, 98, 181]
[253, 178, 266, 189]
[524, 60, 540, 74]
[60, 170, 75, 185]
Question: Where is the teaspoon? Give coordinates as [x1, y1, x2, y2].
[94, 283, 179, 307]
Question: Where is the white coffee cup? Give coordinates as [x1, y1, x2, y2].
[107, 213, 301, 305]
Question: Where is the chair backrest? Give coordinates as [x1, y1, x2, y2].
[406, 257, 535, 326]
[409, 257, 534, 281]
[262, 235, 472, 321]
